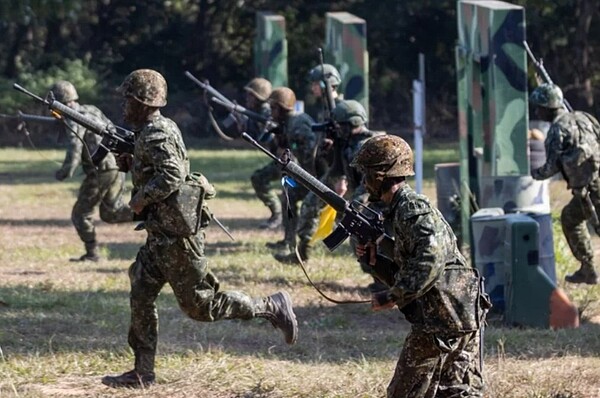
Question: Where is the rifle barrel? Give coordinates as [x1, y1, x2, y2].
[241, 133, 278, 161]
[13, 83, 48, 103]
[212, 97, 271, 124]
[184, 71, 233, 107]
[242, 132, 347, 212]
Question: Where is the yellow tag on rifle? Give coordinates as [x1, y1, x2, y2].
[310, 205, 337, 243]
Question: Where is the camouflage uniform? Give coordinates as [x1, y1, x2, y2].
[219, 77, 273, 142]
[530, 83, 600, 284]
[532, 109, 600, 283]
[103, 70, 297, 388]
[128, 112, 299, 373]
[275, 111, 316, 251]
[351, 135, 489, 398]
[289, 128, 382, 260]
[385, 184, 486, 398]
[277, 99, 382, 265]
[307, 64, 343, 179]
[56, 103, 132, 259]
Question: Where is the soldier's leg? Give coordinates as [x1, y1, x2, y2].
[561, 194, 598, 284]
[387, 329, 483, 398]
[274, 186, 308, 263]
[296, 191, 326, 259]
[98, 170, 133, 224]
[127, 241, 166, 374]
[251, 161, 282, 229]
[162, 234, 297, 344]
[386, 329, 442, 398]
[437, 331, 484, 398]
[588, 177, 600, 237]
[71, 174, 103, 261]
[102, 240, 166, 388]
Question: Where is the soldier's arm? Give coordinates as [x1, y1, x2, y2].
[385, 206, 446, 308]
[135, 129, 186, 208]
[291, 114, 317, 167]
[56, 121, 84, 179]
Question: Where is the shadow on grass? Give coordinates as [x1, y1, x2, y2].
[104, 241, 142, 261]
[2, 281, 600, 365]
[0, 218, 73, 228]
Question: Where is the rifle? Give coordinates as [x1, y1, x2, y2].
[210, 97, 278, 132]
[13, 83, 135, 165]
[523, 41, 573, 112]
[184, 71, 279, 135]
[319, 48, 336, 118]
[0, 111, 61, 125]
[523, 42, 600, 231]
[242, 132, 398, 286]
[573, 187, 600, 236]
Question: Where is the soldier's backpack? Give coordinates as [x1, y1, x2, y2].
[558, 111, 600, 189]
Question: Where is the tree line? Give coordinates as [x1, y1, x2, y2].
[1, 0, 599, 146]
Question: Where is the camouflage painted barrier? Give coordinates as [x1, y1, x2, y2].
[324, 12, 369, 117]
[456, 0, 529, 244]
[254, 12, 288, 88]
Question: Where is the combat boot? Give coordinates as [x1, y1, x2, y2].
[368, 279, 388, 293]
[101, 370, 155, 389]
[70, 240, 100, 262]
[259, 210, 282, 230]
[265, 239, 288, 250]
[256, 291, 298, 345]
[274, 240, 310, 265]
[565, 264, 599, 285]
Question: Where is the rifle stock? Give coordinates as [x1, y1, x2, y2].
[13, 83, 134, 164]
[242, 132, 398, 286]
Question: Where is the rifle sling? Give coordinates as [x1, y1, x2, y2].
[207, 106, 235, 142]
[293, 246, 370, 305]
[18, 120, 63, 166]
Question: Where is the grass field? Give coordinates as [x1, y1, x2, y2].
[1, 146, 600, 398]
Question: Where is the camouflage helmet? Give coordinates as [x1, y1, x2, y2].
[244, 77, 272, 102]
[529, 83, 563, 109]
[117, 69, 167, 108]
[333, 100, 368, 127]
[50, 81, 78, 103]
[351, 134, 415, 179]
[308, 64, 342, 87]
[269, 87, 296, 111]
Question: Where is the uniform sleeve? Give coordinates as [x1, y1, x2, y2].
[57, 120, 84, 178]
[290, 114, 317, 169]
[532, 125, 562, 180]
[389, 207, 446, 309]
[138, 129, 186, 206]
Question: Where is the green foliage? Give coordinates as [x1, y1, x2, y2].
[0, 0, 599, 142]
[0, 59, 99, 113]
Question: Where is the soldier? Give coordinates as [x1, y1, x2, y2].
[274, 100, 383, 265]
[216, 77, 281, 229]
[218, 77, 272, 141]
[51, 80, 133, 262]
[264, 87, 316, 257]
[307, 63, 343, 121]
[102, 69, 298, 388]
[530, 83, 600, 285]
[307, 63, 344, 179]
[351, 135, 490, 398]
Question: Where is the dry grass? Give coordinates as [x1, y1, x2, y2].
[1, 147, 600, 398]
